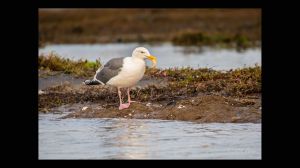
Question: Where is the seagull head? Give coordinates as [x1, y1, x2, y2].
[132, 47, 157, 68]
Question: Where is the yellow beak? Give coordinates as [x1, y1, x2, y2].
[146, 55, 157, 68]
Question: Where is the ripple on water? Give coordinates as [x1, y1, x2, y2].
[39, 114, 261, 159]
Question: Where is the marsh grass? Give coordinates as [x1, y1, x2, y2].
[39, 66, 261, 110]
[38, 54, 261, 110]
[38, 52, 101, 77]
[146, 65, 261, 97]
[38, 53, 260, 97]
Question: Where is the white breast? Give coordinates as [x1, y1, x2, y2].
[107, 57, 146, 88]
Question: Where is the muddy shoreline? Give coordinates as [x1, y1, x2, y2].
[60, 94, 261, 123]
[39, 67, 261, 123]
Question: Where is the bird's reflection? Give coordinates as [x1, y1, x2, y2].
[100, 119, 152, 159]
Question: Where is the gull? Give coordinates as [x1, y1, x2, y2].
[84, 47, 157, 110]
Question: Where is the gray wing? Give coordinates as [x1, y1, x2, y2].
[95, 57, 124, 84]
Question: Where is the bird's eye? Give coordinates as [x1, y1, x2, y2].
[141, 51, 145, 53]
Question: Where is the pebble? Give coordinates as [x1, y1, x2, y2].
[178, 105, 185, 109]
[82, 106, 88, 111]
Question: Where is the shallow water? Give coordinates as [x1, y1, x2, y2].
[39, 43, 261, 70]
[39, 113, 261, 159]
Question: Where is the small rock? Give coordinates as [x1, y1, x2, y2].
[153, 104, 163, 108]
[128, 113, 132, 116]
[178, 105, 185, 109]
[146, 103, 151, 107]
[38, 90, 45, 95]
[82, 106, 88, 111]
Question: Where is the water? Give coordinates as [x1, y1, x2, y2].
[39, 113, 261, 159]
[39, 43, 261, 70]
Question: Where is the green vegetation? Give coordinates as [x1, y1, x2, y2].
[39, 52, 101, 77]
[39, 65, 261, 111]
[146, 65, 261, 97]
[38, 53, 260, 97]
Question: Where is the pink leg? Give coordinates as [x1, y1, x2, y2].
[126, 87, 136, 105]
[117, 87, 130, 110]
